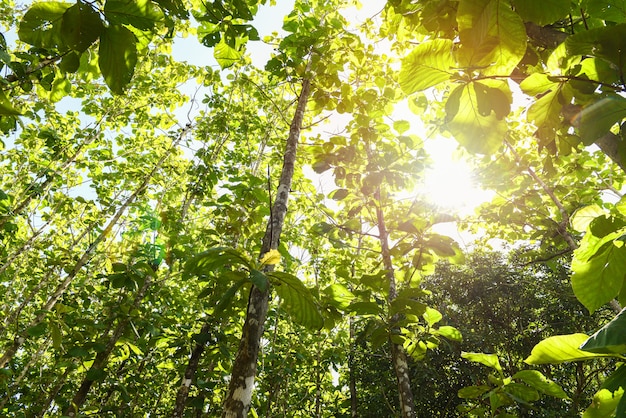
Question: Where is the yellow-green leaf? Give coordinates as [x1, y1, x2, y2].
[399, 39, 455, 94]
[525, 334, 609, 364]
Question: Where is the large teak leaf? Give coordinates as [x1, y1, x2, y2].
[456, 0, 527, 76]
[269, 271, 324, 330]
[445, 80, 510, 154]
[399, 39, 456, 94]
[525, 334, 609, 364]
[98, 25, 138, 94]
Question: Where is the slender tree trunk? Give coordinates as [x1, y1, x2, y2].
[222, 77, 311, 418]
[348, 316, 358, 418]
[374, 188, 416, 418]
[171, 322, 213, 417]
[65, 274, 154, 416]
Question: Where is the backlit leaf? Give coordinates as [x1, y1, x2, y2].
[214, 39, 241, 69]
[525, 334, 609, 364]
[445, 81, 509, 154]
[462, 351, 502, 373]
[399, 39, 455, 94]
[61, 2, 103, 52]
[572, 230, 626, 313]
[456, 0, 527, 76]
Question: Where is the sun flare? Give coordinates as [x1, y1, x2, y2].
[420, 144, 493, 215]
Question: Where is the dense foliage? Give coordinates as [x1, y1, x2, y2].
[3, 0, 626, 417]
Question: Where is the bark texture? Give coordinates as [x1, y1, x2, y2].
[222, 78, 311, 418]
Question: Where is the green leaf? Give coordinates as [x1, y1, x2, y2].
[104, 0, 164, 30]
[249, 269, 269, 292]
[458, 385, 492, 399]
[434, 325, 463, 342]
[0, 90, 21, 116]
[512, 370, 569, 399]
[322, 284, 354, 309]
[50, 322, 63, 350]
[601, 364, 626, 392]
[462, 352, 502, 373]
[571, 204, 606, 233]
[18, 2, 70, 49]
[581, 309, 626, 354]
[61, 2, 103, 52]
[269, 271, 324, 330]
[214, 39, 241, 69]
[567, 24, 626, 72]
[86, 368, 107, 381]
[393, 120, 410, 134]
[67, 346, 90, 357]
[456, 0, 527, 76]
[423, 306, 443, 326]
[511, 0, 570, 25]
[504, 382, 540, 403]
[399, 39, 455, 94]
[583, 388, 623, 418]
[584, 0, 626, 23]
[572, 230, 626, 313]
[26, 322, 47, 337]
[445, 81, 509, 154]
[98, 25, 138, 94]
[215, 278, 248, 315]
[346, 301, 383, 316]
[184, 247, 251, 279]
[390, 297, 427, 318]
[330, 188, 349, 200]
[578, 96, 626, 144]
[525, 334, 610, 364]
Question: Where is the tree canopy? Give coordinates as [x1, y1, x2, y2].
[2, 0, 626, 417]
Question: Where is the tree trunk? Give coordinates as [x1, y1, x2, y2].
[221, 77, 311, 418]
[171, 322, 212, 417]
[374, 188, 417, 418]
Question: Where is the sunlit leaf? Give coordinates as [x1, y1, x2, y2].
[572, 230, 626, 313]
[445, 81, 509, 154]
[0, 90, 21, 116]
[571, 204, 606, 233]
[583, 388, 623, 418]
[462, 352, 502, 372]
[456, 0, 527, 76]
[259, 249, 281, 266]
[525, 334, 610, 364]
[512, 370, 569, 399]
[214, 39, 241, 69]
[434, 325, 463, 342]
[399, 39, 455, 94]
